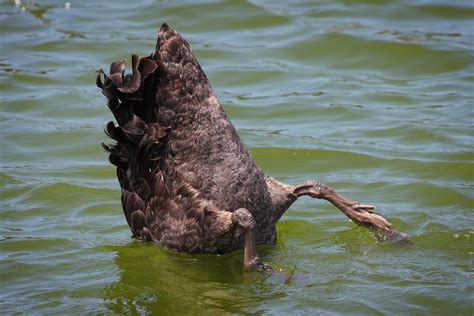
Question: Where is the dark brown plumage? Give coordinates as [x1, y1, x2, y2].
[97, 23, 404, 270]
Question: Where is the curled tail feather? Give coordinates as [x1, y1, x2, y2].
[96, 38, 169, 239]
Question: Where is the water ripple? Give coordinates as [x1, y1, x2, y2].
[1, 0, 472, 314]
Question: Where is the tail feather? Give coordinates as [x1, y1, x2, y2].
[97, 43, 165, 239]
[122, 115, 146, 143]
[121, 190, 145, 226]
[130, 210, 152, 241]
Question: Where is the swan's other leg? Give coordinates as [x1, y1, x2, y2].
[294, 180, 408, 241]
[232, 208, 273, 272]
[293, 180, 390, 228]
[266, 177, 406, 241]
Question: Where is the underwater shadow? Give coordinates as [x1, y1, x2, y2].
[101, 241, 287, 314]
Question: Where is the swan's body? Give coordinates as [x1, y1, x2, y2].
[97, 24, 402, 270]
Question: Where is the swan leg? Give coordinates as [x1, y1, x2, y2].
[265, 176, 406, 242]
[293, 180, 407, 241]
[231, 208, 273, 272]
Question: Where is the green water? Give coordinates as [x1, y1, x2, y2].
[1, 0, 473, 314]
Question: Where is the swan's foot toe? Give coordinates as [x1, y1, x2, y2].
[245, 256, 273, 273]
[339, 200, 390, 231]
[342, 201, 410, 243]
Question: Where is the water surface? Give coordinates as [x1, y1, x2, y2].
[1, 0, 473, 314]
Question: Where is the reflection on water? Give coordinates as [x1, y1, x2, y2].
[1, 0, 473, 314]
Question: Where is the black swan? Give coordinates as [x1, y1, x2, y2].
[97, 23, 404, 271]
